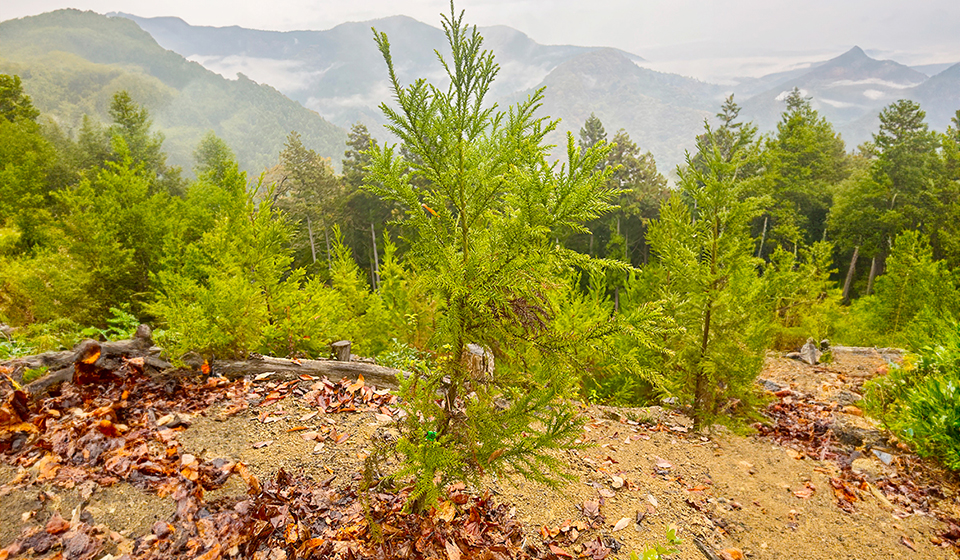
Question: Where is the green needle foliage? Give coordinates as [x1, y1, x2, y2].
[648, 126, 770, 430]
[366, 3, 661, 510]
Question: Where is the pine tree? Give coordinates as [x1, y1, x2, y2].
[108, 91, 183, 195]
[763, 88, 848, 249]
[648, 125, 769, 430]
[366, 3, 663, 510]
[579, 112, 608, 151]
[277, 131, 341, 270]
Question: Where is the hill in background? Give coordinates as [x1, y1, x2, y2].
[0, 9, 347, 176]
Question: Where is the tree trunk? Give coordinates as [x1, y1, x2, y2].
[306, 215, 317, 263]
[693, 303, 713, 432]
[370, 222, 380, 290]
[866, 255, 879, 296]
[842, 246, 860, 303]
[322, 218, 332, 271]
[331, 340, 351, 362]
[756, 215, 768, 258]
[589, 234, 594, 257]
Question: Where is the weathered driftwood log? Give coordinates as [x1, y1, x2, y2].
[5, 325, 172, 398]
[213, 355, 404, 389]
[331, 340, 351, 362]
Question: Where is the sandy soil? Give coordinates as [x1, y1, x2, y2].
[2, 349, 958, 559]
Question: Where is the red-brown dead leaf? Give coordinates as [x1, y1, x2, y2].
[549, 544, 573, 558]
[235, 462, 261, 494]
[45, 512, 71, 535]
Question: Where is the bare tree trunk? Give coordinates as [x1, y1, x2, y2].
[756, 215, 768, 258]
[322, 218, 332, 271]
[370, 222, 380, 290]
[624, 226, 630, 265]
[589, 234, 594, 257]
[694, 303, 713, 432]
[866, 255, 879, 296]
[614, 287, 620, 313]
[306, 215, 317, 263]
[842, 246, 859, 303]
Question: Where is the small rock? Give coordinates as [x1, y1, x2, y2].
[835, 390, 862, 406]
[832, 415, 884, 448]
[872, 449, 894, 465]
[757, 379, 784, 392]
[799, 338, 821, 365]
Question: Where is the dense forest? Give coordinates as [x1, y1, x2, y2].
[3, 10, 960, 490]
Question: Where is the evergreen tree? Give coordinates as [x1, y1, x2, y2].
[0, 74, 40, 123]
[341, 122, 397, 286]
[763, 88, 848, 249]
[647, 125, 769, 430]
[693, 94, 759, 173]
[366, 4, 663, 510]
[342, 122, 378, 189]
[277, 131, 342, 270]
[579, 112, 607, 151]
[108, 91, 184, 195]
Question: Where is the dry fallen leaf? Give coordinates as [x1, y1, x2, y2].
[719, 548, 744, 560]
[612, 517, 630, 532]
[436, 500, 457, 523]
[444, 539, 462, 560]
[252, 440, 274, 449]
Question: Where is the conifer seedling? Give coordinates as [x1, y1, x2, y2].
[365, 2, 663, 511]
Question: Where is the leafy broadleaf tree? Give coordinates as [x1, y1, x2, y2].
[648, 125, 770, 430]
[366, 5, 663, 510]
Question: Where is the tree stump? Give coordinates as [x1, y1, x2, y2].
[331, 340, 351, 362]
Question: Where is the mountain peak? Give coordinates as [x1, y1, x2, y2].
[838, 45, 869, 61]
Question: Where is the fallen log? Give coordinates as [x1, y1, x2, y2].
[213, 355, 404, 389]
[3, 325, 164, 380]
[830, 345, 903, 357]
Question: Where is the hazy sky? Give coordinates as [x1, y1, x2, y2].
[3, 0, 959, 80]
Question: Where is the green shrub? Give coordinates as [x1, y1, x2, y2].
[836, 231, 960, 349]
[761, 242, 843, 350]
[0, 249, 95, 326]
[864, 322, 960, 469]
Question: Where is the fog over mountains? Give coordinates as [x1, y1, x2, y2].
[3, 9, 959, 175]
[118, 12, 960, 171]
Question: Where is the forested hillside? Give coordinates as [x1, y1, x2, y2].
[0, 10, 347, 175]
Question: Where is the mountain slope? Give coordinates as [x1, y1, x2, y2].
[519, 48, 721, 172]
[0, 9, 347, 174]
[741, 46, 929, 142]
[116, 13, 644, 132]
[909, 62, 960, 131]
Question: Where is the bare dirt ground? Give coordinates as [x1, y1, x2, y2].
[2, 349, 959, 559]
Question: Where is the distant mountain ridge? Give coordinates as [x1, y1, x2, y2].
[115, 12, 644, 132]
[0, 9, 347, 175]
[3, 9, 959, 176]
[739, 46, 957, 148]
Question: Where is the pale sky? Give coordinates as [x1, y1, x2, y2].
[3, 0, 959, 81]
